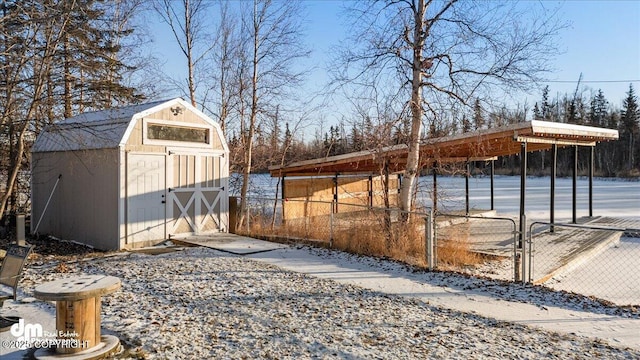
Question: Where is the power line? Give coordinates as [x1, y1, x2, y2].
[545, 79, 640, 84]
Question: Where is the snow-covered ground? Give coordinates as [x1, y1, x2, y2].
[245, 174, 640, 306]
[2, 246, 639, 359]
[544, 236, 640, 305]
[1, 176, 636, 358]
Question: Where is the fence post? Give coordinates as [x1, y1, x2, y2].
[527, 223, 533, 283]
[515, 214, 527, 283]
[330, 201, 334, 248]
[246, 201, 250, 233]
[425, 209, 435, 270]
[16, 214, 25, 246]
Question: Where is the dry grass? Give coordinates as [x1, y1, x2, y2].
[436, 222, 484, 269]
[238, 210, 483, 270]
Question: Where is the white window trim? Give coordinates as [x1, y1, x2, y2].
[143, 118, 213, 148]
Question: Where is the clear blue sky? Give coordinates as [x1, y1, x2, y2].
[149, 0, 640, 116]
[545, 0, 640, 107]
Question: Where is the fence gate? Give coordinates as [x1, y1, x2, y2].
[167, 152, 227, 237]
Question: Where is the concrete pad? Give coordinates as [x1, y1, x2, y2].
[174, 234, 289, 255]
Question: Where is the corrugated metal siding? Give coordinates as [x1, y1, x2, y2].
[31, 149, 120, 250]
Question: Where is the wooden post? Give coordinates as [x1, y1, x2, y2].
[333, 174, 338, 213]
[368, 175, 373, 208]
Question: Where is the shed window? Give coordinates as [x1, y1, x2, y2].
[147, 124, 209, 144]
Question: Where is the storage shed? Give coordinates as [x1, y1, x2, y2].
[31, 98, 229, 250]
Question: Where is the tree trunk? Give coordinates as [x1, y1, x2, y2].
[238, 0, 260, 228]
[0, 122, 29, 219]
[399, 0, 426, 218]
[184, 0, 197, 107]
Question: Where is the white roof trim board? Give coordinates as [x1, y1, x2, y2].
[33, 98, 227, 153]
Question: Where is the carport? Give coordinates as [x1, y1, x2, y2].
[269, 120, 619, 260]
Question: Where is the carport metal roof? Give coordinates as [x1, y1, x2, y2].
[269, 120, 619, 177]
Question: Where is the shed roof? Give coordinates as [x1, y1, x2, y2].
[33, 98, 221, 152]
[269, 120, 619, 177]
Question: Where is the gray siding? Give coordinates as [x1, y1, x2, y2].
[31, 149, 120, 250]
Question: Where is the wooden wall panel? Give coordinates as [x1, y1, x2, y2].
[282, 176, 400, 220]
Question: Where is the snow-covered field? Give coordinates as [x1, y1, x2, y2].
[4, 246, 639, 359]
[241, 174, 640, 222]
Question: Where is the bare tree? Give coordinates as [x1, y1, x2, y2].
[205, 1, 240, 136]
[152, 0, 213, 106]
[0, 1, 68, 218]
[236, 0, 309, 226]
[334, 0, 563, 215]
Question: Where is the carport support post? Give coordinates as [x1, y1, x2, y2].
[550, 144, 557, 233]
[490, 161, 495, 211]
[465, 161, 470, 215]
[368, 175, 373, 208]
[333, 175, 339, 214]
[572, 145, 578, 224]
[589, 146, 594, 217]
[432, 162, 438, 214]
[517, 142, 527, 282]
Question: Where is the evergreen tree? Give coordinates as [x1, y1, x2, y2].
[461, 114, 471, 133]
[541, 85, 552, 120]
[57, 0, 143, 117]
[589, 89, 608, 127]
[620, 84, 640, 171]
[533, 103, 541, 119]
[473, 98, 484, 130]
[283, 122, 293, 163]
[351, 123, 363, 151]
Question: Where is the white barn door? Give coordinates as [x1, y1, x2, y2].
[168, 152, 227, 237]
[127, 154, 166, 244]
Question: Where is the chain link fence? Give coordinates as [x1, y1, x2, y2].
[233, 196, 639, 306]
[527, 222, 640, 306]
[435, 213, 519, 281]
[234, 196, 434, 268]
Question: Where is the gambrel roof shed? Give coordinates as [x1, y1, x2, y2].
[32, 98, 229, 250]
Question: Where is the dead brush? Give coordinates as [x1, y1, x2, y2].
[332, 211, 427, 267]
[332, 213, 387, 256]
[240, 206, 481, 271]
[436, 222, 483, 269]
[242, 213, 332, 241]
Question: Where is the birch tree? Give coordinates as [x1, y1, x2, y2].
[334, 0, 563, 215]
[237, 0, 309, 225]
[153, 0, 213, 106]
